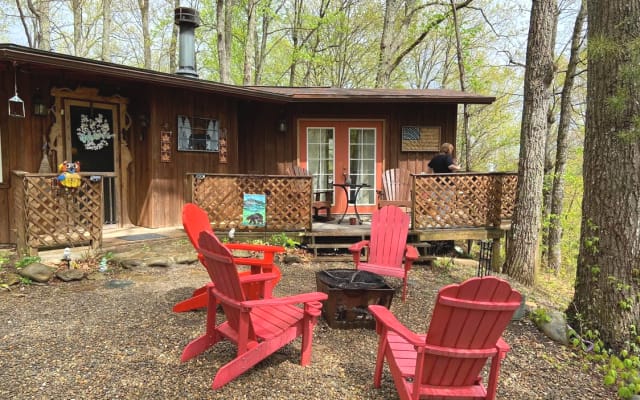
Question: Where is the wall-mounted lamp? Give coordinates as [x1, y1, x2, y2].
[138, 113, 149, 141]
[277, 119, 287, 133]
[33, 89, 48, 116]
[8, 65, 25, 118]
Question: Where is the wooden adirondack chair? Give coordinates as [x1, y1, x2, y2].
[348, 205, 419, 301]
[378, 168, 412, 209]
[290, 166, 333, 220]
[368, 276, 522, 400]
[181, 230, 328, 389]
[172, 203, 284, 312]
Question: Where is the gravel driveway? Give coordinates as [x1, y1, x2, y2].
[0, 247, 615, 399]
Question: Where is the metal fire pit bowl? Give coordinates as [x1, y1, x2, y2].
[315, 269, 394, 329]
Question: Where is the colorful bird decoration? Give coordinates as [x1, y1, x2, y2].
[57, 161, 81, 188]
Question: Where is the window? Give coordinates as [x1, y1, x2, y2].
[177, 115, 219, 152]
[349, 128, 376, 205]
[306, 127, 334, 199]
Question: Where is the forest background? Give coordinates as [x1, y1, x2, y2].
[0, 1, 584, 298]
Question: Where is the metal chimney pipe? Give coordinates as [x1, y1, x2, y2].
[174, 7, 201, 78]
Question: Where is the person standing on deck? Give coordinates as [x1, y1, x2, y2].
[428, 143, 461, 173]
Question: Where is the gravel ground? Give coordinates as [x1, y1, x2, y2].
[0, 243, 616, 400]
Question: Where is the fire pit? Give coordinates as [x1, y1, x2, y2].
[315, 269, 394, 329]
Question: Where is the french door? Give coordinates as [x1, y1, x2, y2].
[298, 120, 383, 216]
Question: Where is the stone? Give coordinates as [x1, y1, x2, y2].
[174, 254, 198, 264]
[56, 269, 85, 282]
[511, 294, 528, 321]
[537, 310, 569, 345]
[86, 272, 108, 281]
[18, 263, 55, 283]
[282, 254, 303, 264]
[105, 279, 134, 289]
[2, 272, 21, 286]
[119, 259, 144, 269]
[146, 257, 171, 268]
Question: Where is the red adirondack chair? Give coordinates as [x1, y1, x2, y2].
[172, 203, 285, 312]
[181, 230, 328, 389]
[348, 205, 419, 301]
[368, 276, 522, 400]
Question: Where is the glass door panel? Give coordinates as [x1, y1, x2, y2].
[307, 127, 334, 201]
[349, 128, 376, 205]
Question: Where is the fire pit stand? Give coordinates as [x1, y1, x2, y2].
[315, 269, 395, 329]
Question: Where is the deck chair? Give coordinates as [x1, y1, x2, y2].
[348, 205, 419, 301]
[368, 276, 522, 400]
[378, 168, 412, 209]
[290, 166, 333, 220]
[181, 230, 328, 389]
[172, 203, 284, 312]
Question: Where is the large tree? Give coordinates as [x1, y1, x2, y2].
[568, 0, 640, 350]
[504, 0, 556, 285]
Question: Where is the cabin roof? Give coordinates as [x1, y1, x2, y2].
[0, 43, 494, 105]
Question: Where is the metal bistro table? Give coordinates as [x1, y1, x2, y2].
[333, 182, 369, 224]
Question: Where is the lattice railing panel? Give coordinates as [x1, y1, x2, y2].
[13, 172, 104, 254]
[413, 173, 517, 229]
[189, 174, 312, 231]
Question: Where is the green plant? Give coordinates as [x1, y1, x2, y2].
[268, 233, 300, 249]
[19, 276, 32, 285]
[0, 251, 9, 271]
[15, 256, 41, 269]
[530, 308, 552, 325]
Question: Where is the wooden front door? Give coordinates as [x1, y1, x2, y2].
[298, 119, 384, 216]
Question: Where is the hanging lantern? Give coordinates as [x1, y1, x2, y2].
[8, 66, 25, 118]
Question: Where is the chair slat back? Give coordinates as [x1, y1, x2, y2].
[368, 206, 410, 268]
[198, 231, 252, 336]
[421, 277, 521, 387]
[381, 168, 412, 204]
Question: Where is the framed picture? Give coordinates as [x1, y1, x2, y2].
[401, 126, 441, 152]
[160, 130, 172, 162]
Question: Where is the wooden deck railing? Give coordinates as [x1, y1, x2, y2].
[412, 172, 517, 229]
[187, 172, 517, 232]
[186, 173, 313, 232]
[13, 171, 110, 255]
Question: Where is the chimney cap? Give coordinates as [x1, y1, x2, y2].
[175, 7, 201, 26]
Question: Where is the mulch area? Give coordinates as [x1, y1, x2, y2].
[0, 242, 616, 399]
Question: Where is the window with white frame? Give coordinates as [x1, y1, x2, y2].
[349, 127, 376, 205]
[177, 115, 219, 152]
[306, 127, 334, 200]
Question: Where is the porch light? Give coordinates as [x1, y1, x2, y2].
[33, 89, 48, 116]
[278, 119, 287, 133]
[8, 66, 25, 118]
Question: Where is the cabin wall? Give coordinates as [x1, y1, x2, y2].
[0, 63, 52, 244]
[133, 86, 239, 228]
[237, 102, 458, 175]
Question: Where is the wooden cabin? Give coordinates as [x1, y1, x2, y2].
[0, 43, 515, 256]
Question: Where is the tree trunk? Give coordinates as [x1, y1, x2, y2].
[101, 0, 112, 62]
[568, 0, 640, 351]
[217, 0, 231, 83]
[449, 0, 470, 170]
[243, 0, 257, 85]
[72, 0, 83, 56]
[504, 0, 556, 285]
[169, 0, 179, 73]
[139, 0, 151, 69]
[547, 0, 586, 272]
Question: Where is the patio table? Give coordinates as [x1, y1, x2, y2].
[333, 183, 369, 224]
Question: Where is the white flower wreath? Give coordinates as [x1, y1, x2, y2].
[76, 113, 113, 151]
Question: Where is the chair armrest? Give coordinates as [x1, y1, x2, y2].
[225, 243, 285, 267]
[225, 243, 285, 254]
[348, 240, 370, 253]
[405, 245, 419, 261]
[242, 292, 328, 308]
[368, 305, 423, 345]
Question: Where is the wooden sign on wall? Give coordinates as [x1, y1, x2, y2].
[160, 130, 172, 162]
[401, 126, 441, 152]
